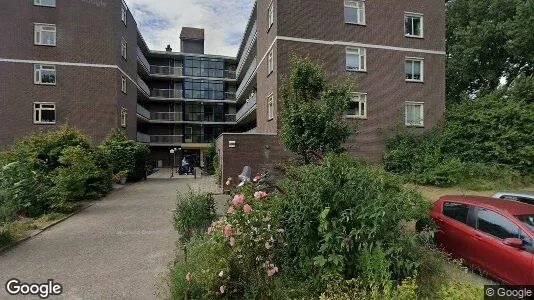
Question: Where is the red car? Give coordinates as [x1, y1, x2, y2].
[431, 195, 534, 284]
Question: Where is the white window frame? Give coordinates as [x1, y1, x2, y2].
[121, 2, 127, 26]
[346, 93, 367, 119]
[34, 0, 56, 7]
[34, 102, 56, 124]
[267, 94, 274, 121]
[405, 57, 424, 82]
[405, 102, 424, 127]
[121, 107, 128, 128]
[344, 0, 366, 25]
[121, 75, 127, 93]
[267, 50, 274, 75]
[268, 1, 274, 30]
[346, 47, 366, 72]
[404, 13, 424, 38]
[121, 38, 127, 60]
[34, 64, 57, 85]
[34, 23, 56, 46]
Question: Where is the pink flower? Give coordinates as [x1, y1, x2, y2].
[227, 206, 236, 214]
[253, 175, 262, 182]
[220, 285, 226, 294]
[266, 264, 279, 277]
[223, 224, 233, 237]
[211, 221, 217, 227]
[254, 191, 268, 199]
[207, 227, 213, 235]
[186, 272, 192, 281]
[243, 204, 252, 214]
[229, 237, 236, 247]
[232, 194, 245, 207]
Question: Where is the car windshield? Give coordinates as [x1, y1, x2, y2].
[517, 214, 534, 231]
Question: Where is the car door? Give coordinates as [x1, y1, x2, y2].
[434, 202, 478, 263]
[472, 208, 532, 285]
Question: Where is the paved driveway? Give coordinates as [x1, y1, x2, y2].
[0, 170, 219, 300]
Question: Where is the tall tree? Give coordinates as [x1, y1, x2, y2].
[280, 57, 352, 162]
[446, 0, 534, 103]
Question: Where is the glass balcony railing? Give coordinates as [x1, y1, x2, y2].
[137, 77, 150, 96]
[149, 134, 218, 145]
[236, 21, 257, 78]
[150, 112, 236, 123]
[236, 92, 257, 122]
[150, 89, 236, 101]
[136, 132, 150, 144]
[236, 56, 257, 100]
[136, 104, 151, 120]
[136, 47, 150, 73]
[150, 65, 236, 80]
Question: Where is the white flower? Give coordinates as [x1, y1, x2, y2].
[219, 270, 224, 277]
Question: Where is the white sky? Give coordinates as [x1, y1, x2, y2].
[125, 0, 255, 57]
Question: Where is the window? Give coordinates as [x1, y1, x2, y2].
[344, 0, 365, 25]
[34, 0, 56, 7]
[517, 214, 534, 232]
[405, 102, 424, 127]
[267, 94, 274, 121]
[183, 79, 225, 100]
[346, 47, 366, 72]
[405, 58, 424, 82]
[477, 209, 520, 240]
[34, 24, 56, 46]
[346, 93, 367, 119]
[443, 202, 470, 224]
[121, 2, 127, 25]
[267, 50, 274, 75]
[121, 76, 127, 94]
[268, 1, 274, 29]
[121, 38, 127, 60]
[34, 103, 56, 124]
[121, 107, 127, 128]
[34, 64, 56, 85]
[183, 57, 225, 78]
[405, 13, 423, 38]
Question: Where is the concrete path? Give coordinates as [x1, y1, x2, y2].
[0, 169, 219, 300]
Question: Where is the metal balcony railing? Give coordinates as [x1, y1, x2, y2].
[151, 112, 183, 122]
[236, 92, 257, 122]
[136, 47, 150, 72]
[136, 132, 150, 144]
[236, 56, 257, 100]
[136, 104, 151, 120]
[137, 77, 150, 96]
[236, 21, 257, 77]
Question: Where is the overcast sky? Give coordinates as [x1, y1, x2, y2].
[125, 0, 255, 57]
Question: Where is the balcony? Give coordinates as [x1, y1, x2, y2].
[236, 92, 257, 123]
[236, 56, 257, 100]
[136, 104, 150, 120]
[150, 112, 237, 124]
[136, 132, 150, 144]
[137, 77, 150, 97]
[150, 65, 236, 80]
[150, 89, 236, 102]
[236, 21, 257, 78]
[136, 47, 150, 73]
[150, 134, 218, 145]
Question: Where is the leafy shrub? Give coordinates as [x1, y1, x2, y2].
[51, 146, 112, 201]
[0, 161, 50, 220]
[272, 154, 432, 283]
[435, 280, 484, 300]
[99, 131, 150, 181]
[173, 192, 216, 242]
[319, 276, 418, 300]
[203, 143, 216, 175]
[0, 224, 14, 248]
[213, 152, 221, 185]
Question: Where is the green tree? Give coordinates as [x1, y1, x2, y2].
[280, 57, 352, 162]
[446, 0, 534, 103]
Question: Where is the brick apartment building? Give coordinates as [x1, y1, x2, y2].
[0, 0, 445, 177]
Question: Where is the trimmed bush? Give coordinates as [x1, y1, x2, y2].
[203, 143, 216, 175]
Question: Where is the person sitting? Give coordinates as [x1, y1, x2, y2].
[181, 157, 189, 170]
